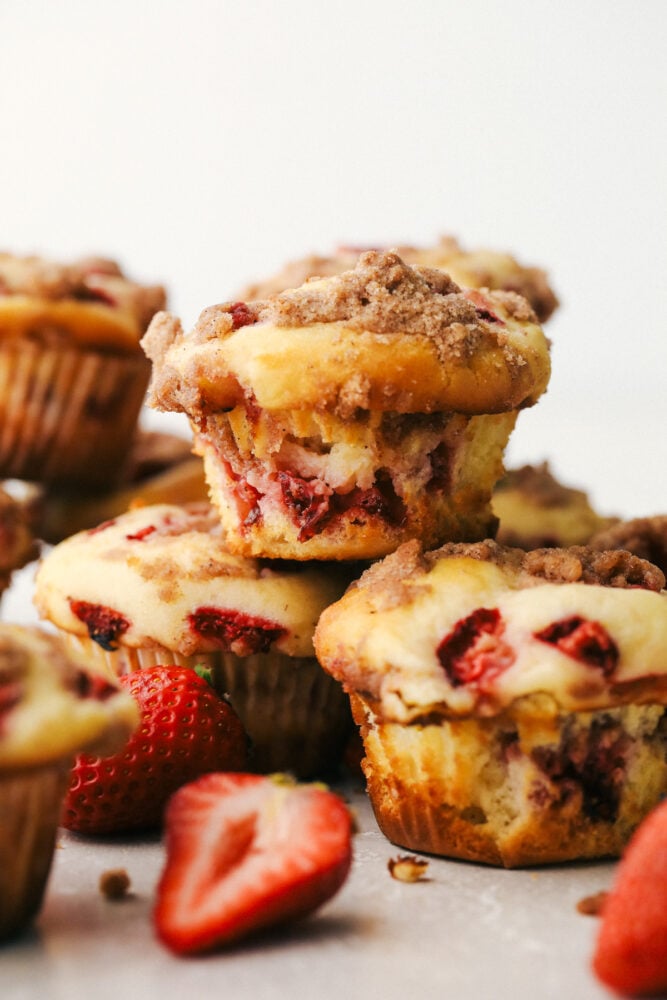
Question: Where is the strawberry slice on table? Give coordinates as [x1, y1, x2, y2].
[62, 665, 247, 835]
[154, 772, 354, 955]
[592, 798, 667, 996]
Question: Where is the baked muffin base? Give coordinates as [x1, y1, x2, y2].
[59, 635, 352, 779]
[351, 694, 667, 867]
[0, 760, 71, 939]
[0, 341, 149, 489]
[196, 407, 516, 560]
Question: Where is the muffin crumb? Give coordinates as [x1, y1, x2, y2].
[387, 854, 430, 882]
[576, 891, 608, 916]
[99, 868, 131, 900]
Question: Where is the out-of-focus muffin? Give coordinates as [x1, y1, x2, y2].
[493, 462, 617, 549]
[238, 234, 559, 323]
[143, 251, 551, 561]
[38, 430, 208, 543]
[34, 502, 354, 778]
[0, 253, 166, 490]
[0, 625, 137, 939]
[315, 538, 667, 867]
[0, 484, 39, 597]
[589, 515, 667, 577]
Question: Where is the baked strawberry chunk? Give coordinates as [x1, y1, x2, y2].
[69, 600, 130, 652]
[154, 772, 353, 954]
[277, 469, 407, 542]
[534, 616, 619, 676]
[228, 302, 258, 330]
[437, 607, 515, 688]
[188, 607, 287, 655]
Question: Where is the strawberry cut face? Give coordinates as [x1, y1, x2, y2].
[154, 773, 353, 955]
[69, 600, 130, 652]
[436, 607, 515, 688]
[534, 616, 619, 676]
[188, 607, 287, 656]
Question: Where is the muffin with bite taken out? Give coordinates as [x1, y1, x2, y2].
[142, 251, 551, 561]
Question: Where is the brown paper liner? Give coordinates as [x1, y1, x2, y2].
[0, 341, 149, 489]
[0, 760, 71, 939]
[59, 635, 353, 779]
[351, 694, 667, 867]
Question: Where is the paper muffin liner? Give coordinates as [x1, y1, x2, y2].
[0, 760, 71, 939]
[351, 694, 667, 867]
[59, 634, 353, 779]
[0, 341, 150, 489]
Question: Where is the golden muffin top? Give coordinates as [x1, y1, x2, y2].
[143, 251, 551, 419]
[0, 624, 137, 769]
[314, 538, 667, 722]
[238, 234, 559, 323]
[0, 252, 166, 354]
[34, 502, 353, 659]
[493, 462, 618, 549]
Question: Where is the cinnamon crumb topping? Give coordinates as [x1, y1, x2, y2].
[355, 538, 665, 601]
[589, 515, 667, 577]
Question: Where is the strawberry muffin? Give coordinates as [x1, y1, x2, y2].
[0, 625, 137, 938]
[0, 252, 165, 489]
[589, 514, 667, 577]
[34, 502, 354, 777]
[493, 462, 617, 549]
[239, 234, 559, 323]
[39, 430, 207, 543]
[315, 539, 667, 867]
[143, 251, 551, 561]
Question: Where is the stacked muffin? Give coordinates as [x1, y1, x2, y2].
[71, 248, 547, 784]
[142, 250, 550, 561]
[32, 243, 552, 824]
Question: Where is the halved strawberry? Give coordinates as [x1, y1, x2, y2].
[593, 798, 667, 995]
[62, 665, 247, 834]
[154, 772, 353, 955]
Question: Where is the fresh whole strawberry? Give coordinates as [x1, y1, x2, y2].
[593, 798, 667, 996]
[62, 666, 247, 834]
[154, 772, 353, 955]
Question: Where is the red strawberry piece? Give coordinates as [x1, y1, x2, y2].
[464, 289, 504, 324]
[69, 599, 130, 652]
[534, 616, 619, 676]
[593, 798, 667, 995]
[188, 607, 287, 656]
[62, 665, 247, 834]
[436, 607, 515, 687]
[154, 772, 353, 955]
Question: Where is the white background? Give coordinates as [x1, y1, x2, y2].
[1, 0, 666, 516]
[1, 6, 666, 997]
